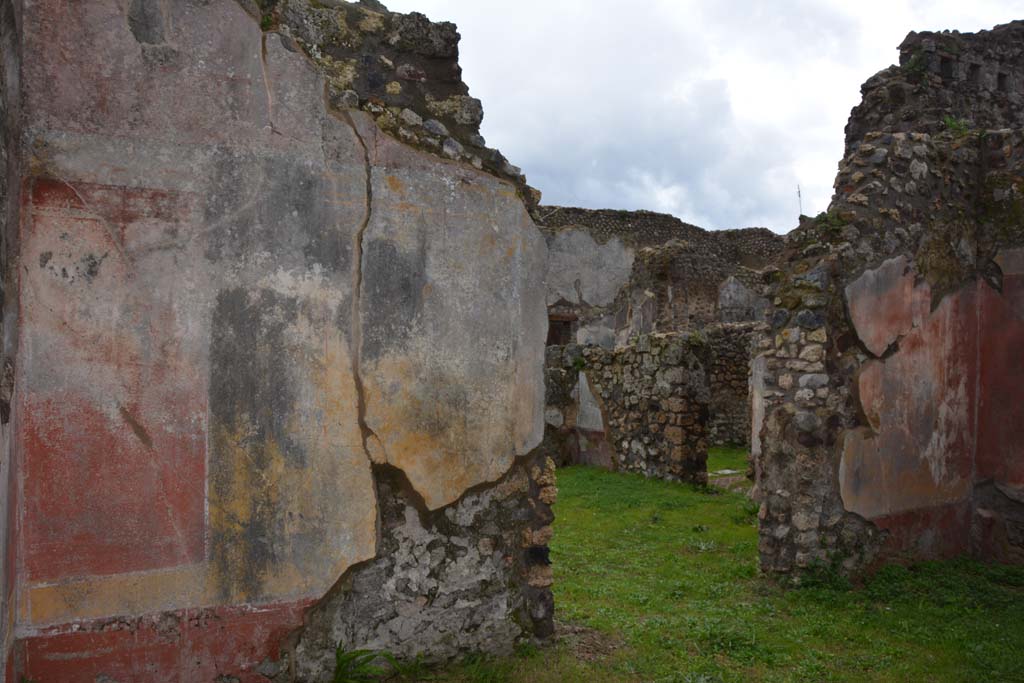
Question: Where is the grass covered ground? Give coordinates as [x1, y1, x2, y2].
[706, 446, 749, 473]
[435, 451, 1024, 683]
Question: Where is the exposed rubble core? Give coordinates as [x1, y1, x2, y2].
[1, 0, 548, 679]
[534, 344, 615, 470]
[286, 458, 556, 681]
[846, 21, 1024, 147]
[754, 21, 1024, 577]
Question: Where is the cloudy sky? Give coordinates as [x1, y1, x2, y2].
[384, 0, 1023, 233]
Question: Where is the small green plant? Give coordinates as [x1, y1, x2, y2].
[260, 14, 274, 30]
[458, 653, 514, 683]
[333, 646, 393, 683]
[903, 49, 928, 76]
[943, 114, 971, 137]
[812, 210, 847, 233]
[389, 653, 436, 681]
[730, 498, 759, 526]
[571, 355, 586, 371]
[796, 556, 852, 592]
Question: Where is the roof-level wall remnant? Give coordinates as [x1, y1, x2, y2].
[536, 207, 783, 346]
[257, 0, 542, 209]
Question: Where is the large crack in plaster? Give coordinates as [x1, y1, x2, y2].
[337, 108, 384, 465]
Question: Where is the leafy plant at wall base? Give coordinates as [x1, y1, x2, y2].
[796, 556, 852, 591]
[333, 646, 392, 682]
[390, 654, 437, 681]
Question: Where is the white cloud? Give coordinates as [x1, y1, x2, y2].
[383, 0, 1024, 232]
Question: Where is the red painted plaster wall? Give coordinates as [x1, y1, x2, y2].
[976, 260, 1024, 488]
[843, 249, 1024, 564]
[19, 602, 311, 683]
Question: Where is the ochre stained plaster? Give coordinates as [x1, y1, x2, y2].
[13, 0, 546, 634]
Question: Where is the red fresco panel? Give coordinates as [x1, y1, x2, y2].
[872, 500, 973, 562]
[19, 179, 206, 581]
[18, 601, 311, 683]
[844, 282, 978, 522]
[976, 276, 1024, 488]
[21, 397, 205, 580]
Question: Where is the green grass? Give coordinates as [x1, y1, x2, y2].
[435, 465, 1024, 683]
[707, 446, 748, 473]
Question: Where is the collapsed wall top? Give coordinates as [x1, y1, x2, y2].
[846, 20, 1024, 150]
[253, 0, 542, 207]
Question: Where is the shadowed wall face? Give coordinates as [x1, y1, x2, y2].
[0, 0, 19, 677]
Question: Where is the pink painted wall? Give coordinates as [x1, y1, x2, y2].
[976, 250, 1024, 488]
[842, 248, 1024, 562]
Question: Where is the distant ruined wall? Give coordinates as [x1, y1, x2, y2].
[535, 206, 782, 346]
[4, 1, 550, 680]
[755, 22, 1024, 577]
[705, 323, 762, 447]
[536, 208, 781, 478]
[536, 206, 783, 256]
[536, 204, 782, 344]
[581, 334, 710, 484]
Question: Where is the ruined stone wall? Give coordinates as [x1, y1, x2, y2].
[5, 1, 549, 680]
[536, 206, 708, 247]
[618, 241, 769, 338]
[537, 208, 779, 478]
[847, 21, 1024, 148]
[535, 345, 584, 466]
[705, 323, 762, 447]
[536, 206, 783, 257]
[581, 334, 710, 484]
[534, 345, 615, 471]
[536, 206, 783, 347]
[267, 0, 539, 208]
[755, 21, 1024, 576]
